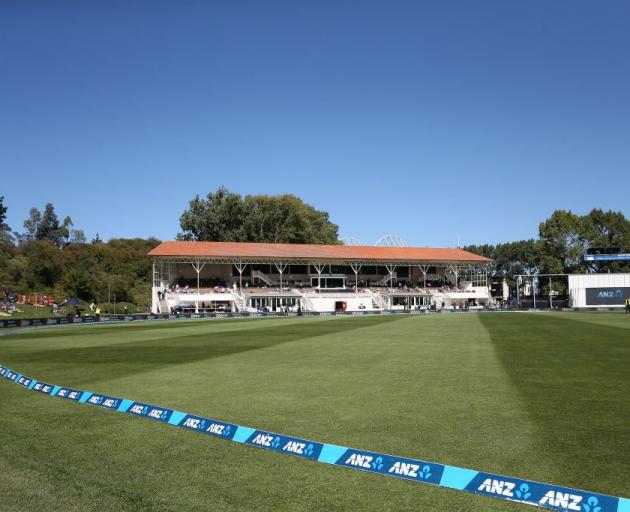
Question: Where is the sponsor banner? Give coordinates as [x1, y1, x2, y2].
[335, 448, 443, 485]
[125, 401, 174, 423]
[54, 387, 85, 401]
[32, 381, 55, 394]
[585, 287, 630, 306]
[5, 370, 19, 381]
[465, 473, 619, 512]
[16, 375, 34, 389]
[178, 414, 237, 440]
[1, 363, 628, 512]
[85, 393, 123, 410]
[245, 430, 323, 460]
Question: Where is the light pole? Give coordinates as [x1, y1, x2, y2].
[113, 293, 116, 315]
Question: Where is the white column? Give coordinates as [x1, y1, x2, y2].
[418, 264, 430, 288]
[191, 260, 206, 295]
[274, 262, 288, 291]
[234, 262, 248, 290]
[313, 263, 326, 289]
[350, 263, 362, 293]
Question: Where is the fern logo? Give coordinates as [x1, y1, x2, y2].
[419, 465, 432, 480]
[583, 496, 601, 512]
[371, 456, 384, 471]
[514, 483, 531, 500]
[304, 444, 314, 457]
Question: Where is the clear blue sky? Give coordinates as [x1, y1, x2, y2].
[2, 1, 629, 247]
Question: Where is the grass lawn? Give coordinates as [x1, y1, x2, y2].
[0, 313, 629, 511]
[0, 303, 62, 319]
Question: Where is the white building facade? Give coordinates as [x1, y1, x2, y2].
[568, 273, 630, 309]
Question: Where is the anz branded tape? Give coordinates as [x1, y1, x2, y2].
[1, 362, 628, 512]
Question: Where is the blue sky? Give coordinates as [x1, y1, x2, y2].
[1, 1, 629, 247]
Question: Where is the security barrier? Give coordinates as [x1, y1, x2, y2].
[1, 363, 628, 511]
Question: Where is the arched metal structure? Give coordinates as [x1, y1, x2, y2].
[375, 234, 408, 247]
[340, 236, 363, 246]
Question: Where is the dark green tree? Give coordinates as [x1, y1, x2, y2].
[19, 203, 78, 248]
[24, 240, 63, 289]
[178, 187, 246, 242]
[22, 207, 42, 242]
[538, 210, 590, 273]
[178, 187, 339, 244]
[0, 196, 13, 244]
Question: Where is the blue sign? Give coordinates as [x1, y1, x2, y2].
[465, 472, 619, 511]
[85, 393, 123, 410]
[125, 401, 173, 423]
[54, 387, 85, 401]
[244, 430, 323, 460]
[335, 448, 443, 484]
[177, 414, 237, 440]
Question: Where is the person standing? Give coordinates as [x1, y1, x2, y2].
[625, 297, 630, 314]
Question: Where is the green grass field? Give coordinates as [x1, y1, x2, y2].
[1, 313, 629, 511]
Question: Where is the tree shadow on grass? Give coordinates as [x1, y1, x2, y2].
[4, 315, 405, 385]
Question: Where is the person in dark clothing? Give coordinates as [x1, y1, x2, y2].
[625, 297, 630, 314]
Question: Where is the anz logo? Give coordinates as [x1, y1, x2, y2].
[597, 289, 623, 299]
[87, 395, 119, 408]
[101, 398, 118, 409]
[34, 383, 52, 393]
[129, 404, 148, 415]
[57, 389, 81, 400]
[389, 462, 432, 480]
[88, 395, 103, 406]
[17, 377, 32, 387]
[345, 453, 381, 470]
[147, 408, 169, 421]
[478, 479, 517, 498]
[128, 404, 169, 420]
[282, 441, 306, 455]
[538, 490, 583, 511]
[280, 441, 315, 457]
[207, 423, 231, 437]
[250, 434, 278, 448]
[182, 417, 205, 430]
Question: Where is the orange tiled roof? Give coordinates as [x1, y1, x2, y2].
[148, 241, 491, 263]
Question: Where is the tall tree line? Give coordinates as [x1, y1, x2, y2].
[0, 189, 341, 303]
[464, 209, 630, 290]
[1, 192, 629, 304]
[0, 198, 159, 304]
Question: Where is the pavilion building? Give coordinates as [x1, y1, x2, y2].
[148, 241, 492, 314]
